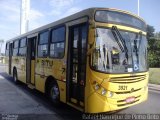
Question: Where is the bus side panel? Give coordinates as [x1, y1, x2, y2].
[17, 57, 26, 83]
[85, 26, 96, 112]
[57, 81, 66, 103]
[11, 56, 18, 76]
[35, 57, 67, 102]
[48, 58, 67, 103]
[35, 74, 46, 93]
[5, 56, 9, 74]
[31, 60, 35, 84]
[35, 58, 49, 93]
[34, 74, 67, 103]
[11, 56, 26, 83]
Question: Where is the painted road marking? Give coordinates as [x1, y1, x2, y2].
[0, 75, 4, 79]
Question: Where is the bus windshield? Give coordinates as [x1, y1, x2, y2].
[91, 28, 147, 73]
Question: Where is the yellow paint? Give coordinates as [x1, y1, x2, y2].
[95, 23, 147, 35]
[86, 87, 148, 113]
[85, 68, 148, 113]
[31, 60, 35, 84]
[4, 56, 9, 74]
[35, 58, 66, 81]
[12, 56, 26, 83]
[57, 81, 66, 103]
[35, 74, 46, 93]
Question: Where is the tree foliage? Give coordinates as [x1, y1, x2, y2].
[147, 25, 155, 39]
[147, 25, 160, 67]
[148, 38, 160, 67]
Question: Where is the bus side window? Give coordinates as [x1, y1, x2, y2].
[50, 26, 65, 58]
[38, 31, 49, 57]
[13, 40, 19, 56]
[5, 43, 9, 56]
[19, 38, 27, 56]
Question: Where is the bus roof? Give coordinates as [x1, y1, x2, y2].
[6, 7, 146, 42]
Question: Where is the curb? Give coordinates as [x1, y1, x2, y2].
[148, 84, 160, 91]
[149, 87, 160, 92]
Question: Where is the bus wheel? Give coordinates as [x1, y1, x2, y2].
[13, 69, 19, 84]
[49, 82, 60, 105]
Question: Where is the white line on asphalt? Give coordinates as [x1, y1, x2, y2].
[0, 75, 4, 79]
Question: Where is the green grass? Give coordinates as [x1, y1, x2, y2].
[149, 68, 160, 85]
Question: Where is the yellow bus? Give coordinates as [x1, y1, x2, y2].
[5, 8, 148, 113]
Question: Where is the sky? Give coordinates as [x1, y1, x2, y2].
[0, 0, 160, 53]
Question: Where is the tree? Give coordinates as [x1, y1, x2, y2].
[148, 37, 160, 67]
[146, 25, 155, 39]
[147, 25, 160, 67]
[155, 32, 160, 39]
[0, 39, 4, 55]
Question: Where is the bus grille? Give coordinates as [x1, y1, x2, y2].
[110, 74, 146, 84]
[117, 95, 141, 107]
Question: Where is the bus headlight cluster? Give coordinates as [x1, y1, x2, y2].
[93, 82, 113, 97]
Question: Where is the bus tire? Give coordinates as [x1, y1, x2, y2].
[48, 81, 60, 105]
[13, 68, 19, 84]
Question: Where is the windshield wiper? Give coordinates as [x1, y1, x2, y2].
[138, 31, 142, 49]
[134, 31, 142, 56]
[111, 26, 128, 59]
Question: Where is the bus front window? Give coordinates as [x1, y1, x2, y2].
[91, 28, 147, 73]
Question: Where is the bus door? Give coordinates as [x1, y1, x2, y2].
[67, 23, 87, 108]
[9, 43, 13, 74]
[26, 36, 37, 85]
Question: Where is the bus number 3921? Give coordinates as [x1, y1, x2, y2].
[118, 85, 128, 90]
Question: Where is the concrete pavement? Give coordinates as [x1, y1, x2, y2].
[0, 72, 82, 120]
[0, 74, 53, 114]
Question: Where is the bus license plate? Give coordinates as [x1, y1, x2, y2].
[125, 97, 135, 103]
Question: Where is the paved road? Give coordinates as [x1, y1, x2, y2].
[0, 64, 82, 120]
[0, 64, 160, 120]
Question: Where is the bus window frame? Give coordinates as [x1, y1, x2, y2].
[37, 30, 50, 58]
[89, 26, 148, 74]
[6, 43, 9, 50]
[5, 42, 10, 56]
[19, 37, 27, 48]
[12, 40, 19, 56]
[49, 25, 66, 59]
[18, 37, 27, 57]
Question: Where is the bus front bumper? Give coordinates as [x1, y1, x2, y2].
[86, 86, 148, 113]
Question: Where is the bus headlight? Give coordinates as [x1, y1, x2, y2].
[94, 84, 100, 90]
[108, 91, 114, 98]
[101, 88, 107, 95]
